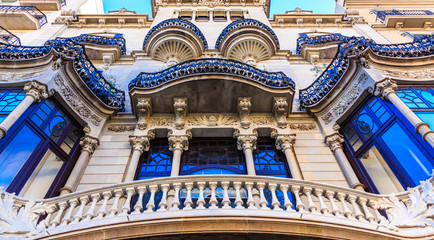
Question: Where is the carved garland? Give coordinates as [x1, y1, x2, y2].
[54, 75, 103, 126]
[107, 124, 136, 132]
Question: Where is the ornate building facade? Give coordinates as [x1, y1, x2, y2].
[0, 0, 433, 239]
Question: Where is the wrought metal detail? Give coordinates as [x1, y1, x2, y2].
[128, 58, 295, 90]
[296, 33, 346, 54]
[57, 34, 126, 55]
[215, 19, 280, 49]
[298, 34, 434, 109]
[0, 6, 47, 27]
[143, 18, 208, 49]
[0, 26, 21, 46]
[0, 43, 51, 60]
[373, 10, 434, 23]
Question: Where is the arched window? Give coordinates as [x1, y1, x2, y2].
[136, 139, 172, 179]
[181, 138, 246, 175]
[342, 96, 433, 194]
[253, 138, 290, 178]
[0, 93, 82, 198]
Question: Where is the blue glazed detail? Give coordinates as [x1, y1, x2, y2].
[57, 34, 127, 55]
[60, 0, 66, 7]
[298, 34, 434, 109]
[215, 19, 280, 49]
[0, 26, 21, 46]
[128, 58, 295, 90]
[296, 33, 345, 54]
[0, 42, 51, 59]
[373, 9, 434, 23]
[0, 6, 47, 27]
[143, 18, 208, 50]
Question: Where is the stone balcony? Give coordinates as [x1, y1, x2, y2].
[0, 5, 47, 30]
[19, 0, 66, 11]
[1, 175, 433, 239]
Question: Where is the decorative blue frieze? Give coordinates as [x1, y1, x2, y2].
[298, 34, 434, 109]
[373, 10, 434, 23]
[215, 19, 280, 49]
[143, 18, 208, 50]
[128, 58, 295, 90]
[0, 6, 47, 27]
[57, 34, 127, 55]
[296, 33, 345, 54]
[0, 26, 21, 46]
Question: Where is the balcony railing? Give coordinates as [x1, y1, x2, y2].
[298, 35, 434, 109]
[373, 9, 434, 23]
[0, 5, 47, 27]
[0, 26, 21, 46]
[1, 175, 433, 238]
[128, 58, 296, 90]
[296, 33, 345, 54]
[57, 34, 127, 55]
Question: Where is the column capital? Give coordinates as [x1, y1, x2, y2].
[137, 98, 152, 130]
[234, 129, 258, 150]
[129, 131, 155, 153]
[80, 135, 100, 154]
[372, 78, 398, 100]
[23, 80, 50, 102]
[173, 98, 188, 130]
[325, 133, 344, 152]
[271, 130, 296, 151]
[168, 130, 192, 151]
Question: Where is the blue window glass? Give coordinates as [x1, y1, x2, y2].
[137, 140, 172, 179]
[254, 138, 289, 178]
[397, 87, 434, 129]
[0, 90, 26, 123]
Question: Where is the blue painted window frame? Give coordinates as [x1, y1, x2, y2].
[0, 93, 82, 198]
[342, 96, 434, 193]
[136, 139, 173, 180]
[253, 138, 290, 178]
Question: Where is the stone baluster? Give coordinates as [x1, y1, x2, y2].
[61, 136, 99, 195]
[133, 187, 147, 214]
[303, 187, 317, 213]
[280, 184, 294, 211]
[108, 189, 122, 217]
[269, 183, 282, 211]
[314, 189, 330, 215]
[222, 182, 231, 209]
[72, 196, 89, 224]
[272, 131, 303, 179]
[348, 195, 364, 220]
[291, 186, 306, 212]
[95, 191, 112, 219]
[119, 188, 135, 216]
[146, 185, 157, 212]
[358, 198, 375, 223]
[51, 202, 67, 228]
[245, 182, 257, 209]
[325, 132, 364, 191]
[125, 133, 154, 181]
[257, 182, 269, 210]
[325, 191, 342, 217]
[209, 182, 218, 209]
[184, 183, 194, 210]
[0, 81, 49, 139]
[84, 193, 101, 221]
[369, 202, 384, 224]
[373, 78, 434, 148]
[158, 184, 170, 211]
[234, 129, 258, 176]
[44, 206, 56, 228]
[171, 183, 181, 210]
[196, 182, 206, 209]
[337, 193, 353, 218]
[61, 199, 78, 226]
[234, 182, 244, 209]
[168, 130, 192, 176]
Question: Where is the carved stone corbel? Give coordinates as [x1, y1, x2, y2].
[238, 97, 252, 129]
[173, 98, 187, 130]
[273, 97, 288, 128]
[137, 98, 152, 130]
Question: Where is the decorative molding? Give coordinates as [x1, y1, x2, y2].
[137, 98, 152, 130]
[54, 75, 103, 126]
[238, 97, 252, 129]
[288, 123, 317, 131]
[321, 73, 368, 125]
[379, 69, 434, 80]
[250, 116, 274, 125]
[187, 115, 238, 126]
[0, 71, 45, 82]
[107, 124, 136, 132]
[273, 97, 288, 128]
[173, 98, 188, 130]
[150, 117, 176, 127]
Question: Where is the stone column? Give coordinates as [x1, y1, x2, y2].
[124, 133, 154, 182]
[326, 133, 364, 191]
[168, 130, 192, 177]
[0, 80, 49, 138]
[373, 79, 434, 149]
[234, 130, 257, 176]
[60, 135, 99, 195]
[272, 133, 303, 179]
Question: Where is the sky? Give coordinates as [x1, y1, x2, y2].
[103, 0, 336, 16]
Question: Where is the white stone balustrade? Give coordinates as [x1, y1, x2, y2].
[1, 175, 433, 239]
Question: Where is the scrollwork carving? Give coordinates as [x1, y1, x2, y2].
[107, 124, 136, 132]
[238, 97, 252, 129]
[289, 123, 317, 131]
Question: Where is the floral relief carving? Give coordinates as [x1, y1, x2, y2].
[250, 116, 275, 125]
[150, 117, 175, 127]
[322, 73, 368, 125]
[0, 71, 45, 82]
[107, 124, 136, 132]
[289, 123, 317, 131]
[187, 115, 238, 126]
[54, 75, 103, 126]
[380, 69, 434, 80]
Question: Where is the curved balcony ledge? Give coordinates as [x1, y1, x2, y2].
[2, 175, 433, 239]
[0, 43, 55, 69]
